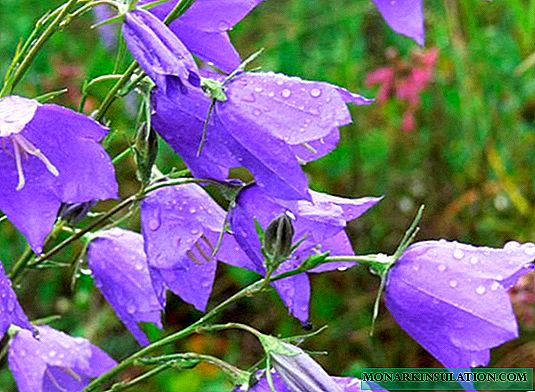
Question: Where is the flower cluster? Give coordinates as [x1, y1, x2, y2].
[0, 1, 532, 391]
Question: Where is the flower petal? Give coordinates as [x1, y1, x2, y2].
[385, 240, 535, 368]
[372, 0, 425, 46]
[0, 263, 34, 340]
[88, 228, 164, 346]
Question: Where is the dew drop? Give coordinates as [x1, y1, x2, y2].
[437, 264, 446, 272]
[135, 263, 143, 271]
[449, 280, 458, 288]
[268, 91, 275, 97]
[475, 285, 486, 295]
[490, 282, 500, 291]
[469, 256, 479, 265]
[189, 207, 197, 214]
[48, 350, 56, 358]
[281, 89, 291, 98]
[253, 109, 262, 116]
[412, 264, 420, 271]
[254, 87, 263, 93]
[523, 244, 535, 256]
[453, 248, 464, 260]
[309, 88, 322, 98]
[337, 266, 349, 272]
[126, 303, 137, 314]
[218, 20, 230, 31]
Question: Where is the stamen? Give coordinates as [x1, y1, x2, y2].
[13, 141, 25, 191]
[10, 134, 60, 191]
[301, 142, 317, 154]
[45, 368, 69, 392]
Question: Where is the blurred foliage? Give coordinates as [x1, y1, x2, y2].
[1, 0, 535, 391]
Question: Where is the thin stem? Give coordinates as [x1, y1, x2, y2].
[112, 146, 134, 164]
[1, 0, 79, 95]
[105, 364, 170, 392]
[83, 265, 311, 391]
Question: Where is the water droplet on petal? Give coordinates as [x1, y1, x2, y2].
[449, 279, 458, 288]
[218, 20, 230, 31]
[309, 88, 322, 98]
[127, 303, 137, 314]
[281, 89, 291, 98]
[469, 256, 479, 265]
[437, 264, 446, 272]
[453, 248, 464, 260]
[475, 285, 486, 295]
[490, 282, 500, 291]
[337, 266, 348, 272]
[412, 264, 420, 271]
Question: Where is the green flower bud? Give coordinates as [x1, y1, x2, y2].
[264, 213, 294, 265]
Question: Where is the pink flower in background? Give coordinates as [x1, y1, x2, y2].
[366, 47, 438, 131]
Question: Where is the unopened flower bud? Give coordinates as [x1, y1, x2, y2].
[59, 201, 97, 225]
[264, 213, 294, 264]
[134, 122, 158, 184]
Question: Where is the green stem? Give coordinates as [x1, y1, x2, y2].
[83, 265, 311, 391]
[1, 0, 79, 96]
[105, 364, 170, 392]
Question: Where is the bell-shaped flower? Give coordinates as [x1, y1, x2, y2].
[0, 262, 34, 340]
[8, 326, 117, 392]
[141, 184, 250, 311]
[151, 71, 372, 201]
[372, 0, 424, 45]
[87, 228, 165, 346]
[0, 96, 118, 252]
[139, 0, 265, 73]
[385, 240, 535, 368]
[228, 184, 381, 322]
[123, 8, 200, 94]
[239, 372, 386, 392]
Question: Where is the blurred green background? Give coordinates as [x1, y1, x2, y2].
[0, 0, 534, 391]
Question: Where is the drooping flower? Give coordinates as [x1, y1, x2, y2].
[123, 8, 200, 94]
[240, 373, 386, 392]
[246, 335, 388, 392]
[0, 96, 118, 252]
[372, 0, 425, 46]
[8, 326, 117, 392]
[227, 184, 381, 322]
[0, 262, 34, 340]
[141, 183, 249, 311]
[384, 240, 535, 368]
[139, 0, 265, 73]
[87, 228, 164, 346]
[151, 71, 372, 201]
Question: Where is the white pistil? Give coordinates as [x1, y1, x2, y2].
[11, 134, 59, 191]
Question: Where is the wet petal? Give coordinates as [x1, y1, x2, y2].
[0, 263, 34, 340]
[141, 184, 229, 311]
[8, 326, 116, 392]
[88, 228, 164, 346]
[385, 240, 535, 368]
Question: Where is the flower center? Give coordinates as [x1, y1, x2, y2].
[10, 134, 59, 191]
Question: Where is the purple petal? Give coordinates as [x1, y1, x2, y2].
[8, 326, 116, 392]
[272, 260, 311, 323]
[372, 0, 425, 45]
[141, 184, 228, 311]
[151, 87, 238, 181]
[221, 72, 353, 145]
[308, 231, 357, 273]
[141, 0, 264, 72]
[215, 109, 311, 200]
[385, 240, 535, 368]
[0, 263, 34, 341]
[93, 5, 118, 50]
[123, 9, 198, 92]
[0, 99, 117, 252]
[290, 128, 340, 163]
[88, 228, 164, 346]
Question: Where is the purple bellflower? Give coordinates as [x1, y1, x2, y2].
[139, 0, 265, 73]
[141, 184, 250, 311]
[123, 8, 200, 94]
[385, 240, 535, 368]
[0, 96, 118, 252]
[248, 335, 389, 392]
[0, 263, 34, 340]
[372, 0, 424, 46]
[87, 228, 164, 346]
[228, 184, 381, 322]
[8, 326, 117, 392]
[239, 373, 386, 392]
[151, 71, 372, 201]
[93, 5, 118, 51]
